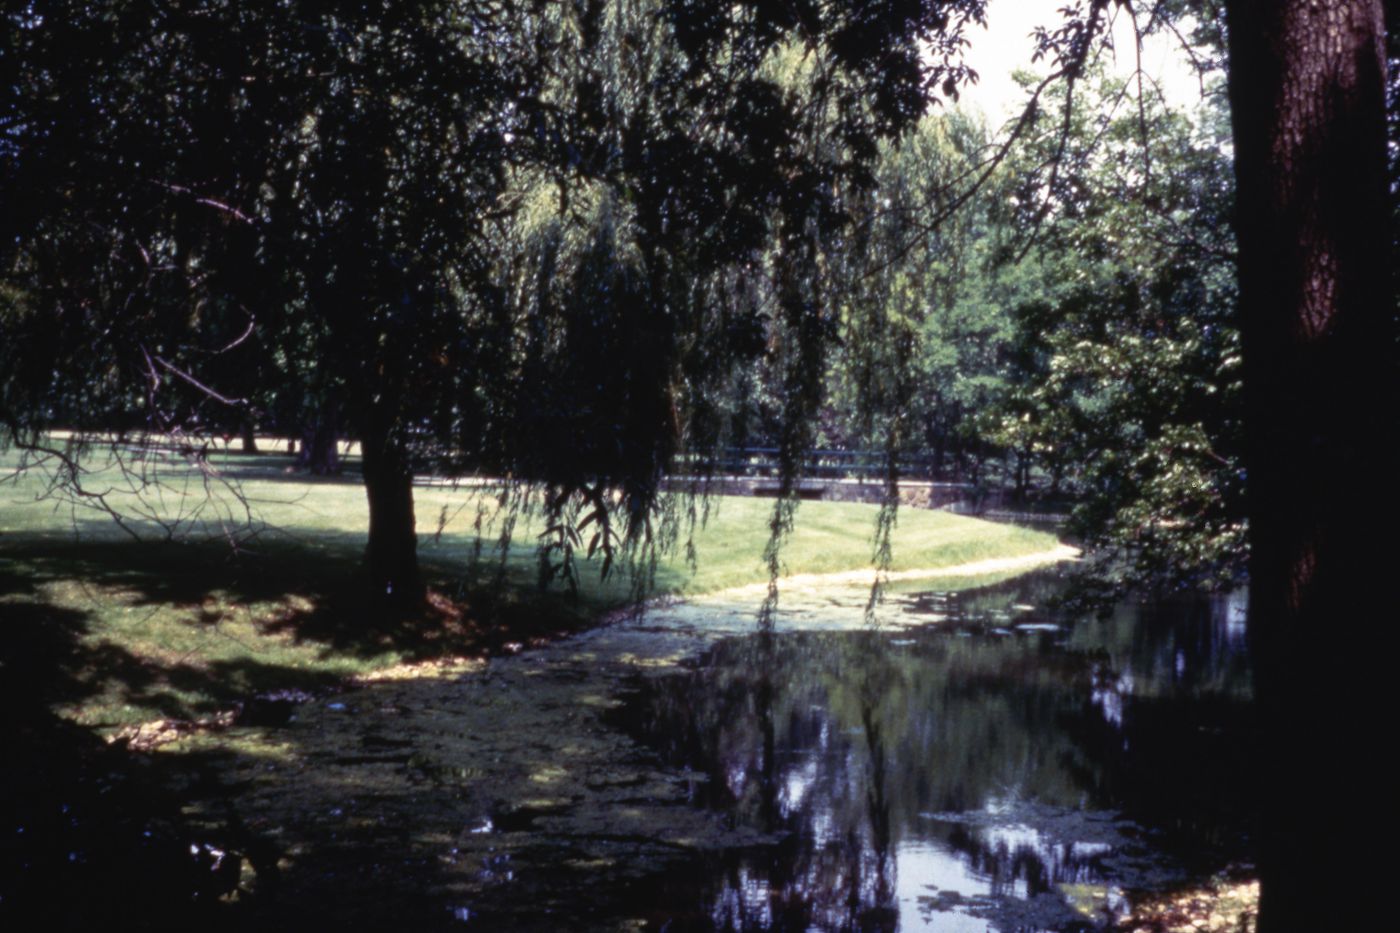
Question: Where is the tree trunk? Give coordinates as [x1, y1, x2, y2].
[296, 405, 341, 475]
[930, 425, 946, 480]
[240, 417, 259, 454]
[1015, 444, 1031, 502]
[360, 413, 423, 609]
[1223, 3, 1397, 930]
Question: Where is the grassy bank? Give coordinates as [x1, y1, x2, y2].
[1, 444, 1060, 730]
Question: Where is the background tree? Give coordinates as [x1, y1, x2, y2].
[993, 66, 1244, 588]
[1, 0, 548, 604]
[800, 57, 1245, 594]
[821, 111, 1012, 481]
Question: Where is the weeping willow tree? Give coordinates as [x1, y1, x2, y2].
[407, 0, 999, 608]
[1, 0, 992, 608]
[490, 5, 1001, 610]
[1, 0, 557, 605]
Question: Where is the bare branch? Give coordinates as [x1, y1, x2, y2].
[154, 356, 246, 407]
[1129, 1, 1154, 190]
[151, 181, 259, 226]
[209, 311, 256, 355]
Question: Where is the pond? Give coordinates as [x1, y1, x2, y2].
[108, 566, 1256, 931]
[607, 572, 1256, 931]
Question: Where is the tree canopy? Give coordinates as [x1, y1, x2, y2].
[3, 0, 997, 602]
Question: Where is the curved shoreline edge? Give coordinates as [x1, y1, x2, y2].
[705, 543, 1082, 600]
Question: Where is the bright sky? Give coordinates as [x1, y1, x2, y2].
[956, 0, 1205, 123]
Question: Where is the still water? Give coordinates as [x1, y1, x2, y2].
[610, 573, 1255, 931]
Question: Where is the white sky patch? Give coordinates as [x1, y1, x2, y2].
[955, 0, 1206, 125]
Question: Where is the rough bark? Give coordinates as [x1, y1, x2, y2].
[1223, 3, 1397, 929]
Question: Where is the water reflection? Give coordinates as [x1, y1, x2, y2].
[613, 572, 1255, 931]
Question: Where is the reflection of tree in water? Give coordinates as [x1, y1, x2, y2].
[851, 630, 898, 932]
[617, 584, 1254, 929]
[677, 628, 903, 931]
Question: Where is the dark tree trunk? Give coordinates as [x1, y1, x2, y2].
[1223, 3, 1397, 930]
[296, 405, 340, 475]
[930, 424, 946, 480]
[360, 413, 423, 608]
[240, 418, 258, 454]
[1014, 445, 1031, 502]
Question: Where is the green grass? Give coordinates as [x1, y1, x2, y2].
[1, 442, 1060, 730]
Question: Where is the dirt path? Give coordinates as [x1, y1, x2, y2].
[710, 543, 1080, 599]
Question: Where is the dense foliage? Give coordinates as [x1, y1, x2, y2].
[993, 70, 1244, 587]
[3, 0, 1249, 595]
[2, 0, 995, 598]
[740, 64, 1245, 589]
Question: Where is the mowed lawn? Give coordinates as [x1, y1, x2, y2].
[1, 442, 1060, 730]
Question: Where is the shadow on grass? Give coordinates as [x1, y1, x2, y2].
[3, 528, 599, 663]
[0, 597, 252, 930]
[1, 631, 471, 933]
[1, 527, 612, 930]
[0, 523, 614, 735]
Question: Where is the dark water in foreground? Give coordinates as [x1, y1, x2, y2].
[611, 574, 1256, 931]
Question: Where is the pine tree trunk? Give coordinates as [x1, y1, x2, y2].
[1223, 3, 1396, 929]
[360, 414, 423, 609]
